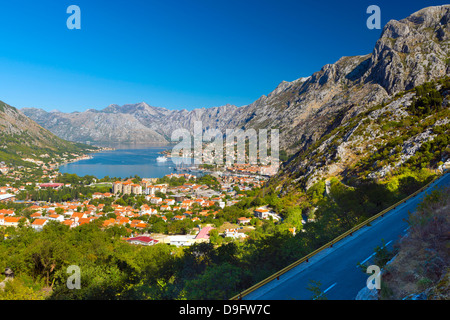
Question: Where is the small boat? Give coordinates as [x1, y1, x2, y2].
[156, 156, 168, 162]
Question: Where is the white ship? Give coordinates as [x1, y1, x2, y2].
[156, 156, 168, 162]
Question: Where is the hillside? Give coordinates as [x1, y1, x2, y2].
[0, 100, 96, 166]
[380, 187, 449, 300]
[272, 78, 450, 191]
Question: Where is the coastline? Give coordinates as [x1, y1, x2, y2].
[54, 146, 113, 170]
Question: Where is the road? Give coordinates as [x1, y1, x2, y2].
[244, 172, 450, 300]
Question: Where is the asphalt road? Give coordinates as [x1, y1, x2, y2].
[244, 172, 450, 300]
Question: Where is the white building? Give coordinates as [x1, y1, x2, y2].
[168, 235, 196, 247]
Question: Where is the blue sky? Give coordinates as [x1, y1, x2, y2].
[0, 0, 446, 112]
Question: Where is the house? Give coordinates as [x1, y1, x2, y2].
[237, 217, 251, 225]
[78, 217, 91, 225]
[254, 207, 280, 221]
[254, 208, 270, 219]
[181, 200, 194, 208]
[71, 212, 88, 222]
[130, 220, 148, 230]
[62, 219, 78, 228]
[140, 205, 157, 215]
[154, 185, 167, 194]
[0, 194, 15, 203]
[48, 214, 64, 222]
[31, 218, 47, 231]
[0, 209, 14, 216]
[163, 199, 175, 206]
[194, 226, 214, 242]
[135, 222, 147, 230]
[160, 205, 172, 211]
[149, 197, 163, 205]
[168, 235, 195, 247]
[2, 216, 23, 228]
[116, 216, 130, 226]
[194, 198, 205, 206]
[30, 212, 42, 219]
[92, 192, 104, 199]
[126, 236, 159, 246]
[224, 228, 247, 239]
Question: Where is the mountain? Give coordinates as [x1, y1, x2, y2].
[20, 105, 168, 146]
[0, 100, 95, 166]
[22, 5, 450, 161]
[265, 5, 450, 190]
[22, 102, 244, 145]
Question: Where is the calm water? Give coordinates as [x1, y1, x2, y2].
[59, 146, 180, 179]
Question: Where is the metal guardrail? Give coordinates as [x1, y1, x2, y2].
[230, 171, 446, 300]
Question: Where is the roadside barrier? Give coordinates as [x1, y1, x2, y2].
[230, 171, 447, 300]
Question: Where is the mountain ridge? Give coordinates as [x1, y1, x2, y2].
[21, 5, 450, 155]
[0, 100, 95, 166]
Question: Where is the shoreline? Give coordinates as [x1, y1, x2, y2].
[54, 146, 112, 170]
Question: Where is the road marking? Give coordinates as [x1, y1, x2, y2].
[323, 282, 337, 293]
[358, 240, 393, 266]
[313, 282, 337, 300]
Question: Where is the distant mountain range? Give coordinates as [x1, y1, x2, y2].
[22, 102, 244, 146]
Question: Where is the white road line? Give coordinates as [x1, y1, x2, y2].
[323, 282, 337, 293]
[358, 240, 393, 266]
[313, 282, 337, 300]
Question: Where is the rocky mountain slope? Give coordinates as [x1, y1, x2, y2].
[277, 78, 449, 190]
[22, 5, 450, 161]
[0, 100, 94, 165]
[21, 106, 168, 146]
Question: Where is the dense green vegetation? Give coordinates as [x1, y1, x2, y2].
[408, 79, 449, 116]
[156, 174, 220, 190]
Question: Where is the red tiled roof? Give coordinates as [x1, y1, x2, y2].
[195, 226, 214, 240]
[126, 236, 158, 244]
